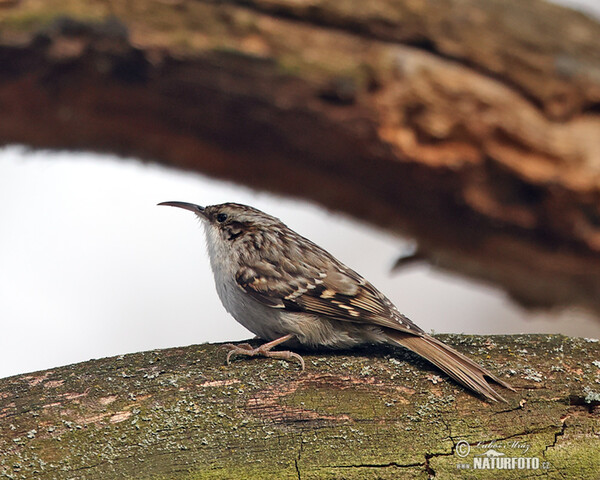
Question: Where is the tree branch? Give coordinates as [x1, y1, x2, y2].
[1, 335, 599, 479]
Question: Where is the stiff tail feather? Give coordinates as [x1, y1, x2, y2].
[388, 332, 515, 402]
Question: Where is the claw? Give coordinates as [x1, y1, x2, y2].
[222, 334, 305, 370]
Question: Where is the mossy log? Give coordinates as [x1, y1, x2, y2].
[0, 0, 600, 316]
[1, 335, 599, 479]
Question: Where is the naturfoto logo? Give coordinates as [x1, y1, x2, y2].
[454, 439, 550, 471]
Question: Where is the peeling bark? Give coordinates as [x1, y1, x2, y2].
[1, 335, 599, 479]
[0, 1, 600, 314]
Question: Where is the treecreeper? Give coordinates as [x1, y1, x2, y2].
[159, 201, 514, 402]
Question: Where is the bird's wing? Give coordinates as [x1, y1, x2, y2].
[235, 261, 423, 334]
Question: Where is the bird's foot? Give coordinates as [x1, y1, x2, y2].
[222, 334, 305, 370]
[221, 342, 253, 351]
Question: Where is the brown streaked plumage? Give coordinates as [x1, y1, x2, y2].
[159, 201, 515, 402]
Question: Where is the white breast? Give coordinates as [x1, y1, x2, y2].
[203, 222, 285, 341]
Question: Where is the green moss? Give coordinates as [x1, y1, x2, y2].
[0, 2, 107, 32]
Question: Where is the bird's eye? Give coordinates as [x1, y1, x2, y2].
[216, 213, 228, 223]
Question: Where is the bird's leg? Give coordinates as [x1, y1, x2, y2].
[223, 334, 305, 370]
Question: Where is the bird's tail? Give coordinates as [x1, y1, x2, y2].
[387, 331, 515, 402]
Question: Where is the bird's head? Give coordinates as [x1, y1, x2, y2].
[158, 201, 282, 243]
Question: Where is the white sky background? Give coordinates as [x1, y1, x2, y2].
[1, 0, 600, 379]
[1, 148, 599, 380]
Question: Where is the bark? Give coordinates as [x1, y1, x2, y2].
[1, 0, 600, 314]
[1, 335, 599, 479]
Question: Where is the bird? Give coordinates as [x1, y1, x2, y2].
[158, 201, 514, 402]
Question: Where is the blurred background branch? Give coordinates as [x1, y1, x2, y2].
[1, 0, 599, 315]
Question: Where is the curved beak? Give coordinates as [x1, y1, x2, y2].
[158, 201, 206, 218]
